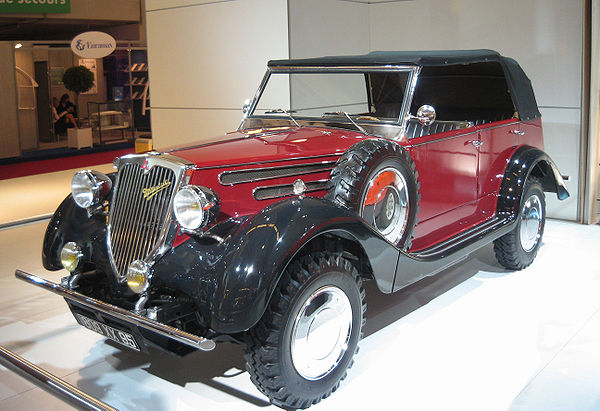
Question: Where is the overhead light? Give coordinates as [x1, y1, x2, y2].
[14, 43, 22, 49]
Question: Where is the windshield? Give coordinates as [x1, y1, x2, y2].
[250, 70, 412, 123]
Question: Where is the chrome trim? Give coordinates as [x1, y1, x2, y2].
[267, 65, 416, 72]
[405, 130, 479, 147]
[218, 161, 336, 186]
[400, 66, 421, 139]
[360, 167, 410, 245]
[194, 153, 343, 171]
[240, 65, 420, 141]
[107, 153, 194, 282]
[413, 217, 507, 259]
[0, 345, 116, 411]
[15, 270, 216, 351]
[253, 179, 329, 201]
[290, 285, 352, 381]
[519, 194, 543, 252]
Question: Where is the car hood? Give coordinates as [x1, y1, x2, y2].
[166, 127, 367, 168]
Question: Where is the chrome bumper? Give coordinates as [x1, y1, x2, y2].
[15, 270, 216, 352]
[0, 344, 116, 411]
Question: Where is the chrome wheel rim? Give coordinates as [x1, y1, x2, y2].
[291, 286, 353, 380]
[520, 194, 543, 252]
[361, 167, 409, 244]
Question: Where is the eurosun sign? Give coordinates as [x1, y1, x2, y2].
[71, 31, 116, 59]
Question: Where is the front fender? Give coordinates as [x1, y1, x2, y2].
[42, 195, 105, 270]
[497, 146, 569, 216]
[157, 197, 399, 334]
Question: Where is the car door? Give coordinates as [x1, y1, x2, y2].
[407, 125, 481, 251]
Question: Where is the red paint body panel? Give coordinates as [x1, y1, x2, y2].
[170, 127, 364, 168]
[170, 118, 545, 253]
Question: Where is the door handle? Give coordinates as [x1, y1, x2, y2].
[470, 140, 483, 148]
[509, 129, 525, 136]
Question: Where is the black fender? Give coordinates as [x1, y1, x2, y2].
[153, 197, 399, 334]
[497, 146, 569, 217]
[42, 195, 119, 289]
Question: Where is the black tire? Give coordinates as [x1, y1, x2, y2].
[325, 139, 420, 249]
[494, 177, 546, 270]
[244, 252, 366, 409]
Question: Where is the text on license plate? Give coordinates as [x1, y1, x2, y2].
[75, 313, 140, 351]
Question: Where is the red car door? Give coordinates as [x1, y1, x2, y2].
[408, 125, 481, 251]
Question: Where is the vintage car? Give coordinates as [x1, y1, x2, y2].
[16, 50, 569, 409]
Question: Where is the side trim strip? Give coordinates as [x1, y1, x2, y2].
[253, 179, 329, 200]
[0, 345, 116, 411]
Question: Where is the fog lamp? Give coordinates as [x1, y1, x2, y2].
[60, 242, 82, 273]
[127, 260, 150, 294]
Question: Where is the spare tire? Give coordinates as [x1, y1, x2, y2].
[326, 139, 420, 249]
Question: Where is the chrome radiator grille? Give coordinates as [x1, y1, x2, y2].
[108, 162, 177, 278]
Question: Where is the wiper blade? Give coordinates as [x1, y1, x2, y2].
[265, 108, 301, 128]
[326, 111, 369, 135]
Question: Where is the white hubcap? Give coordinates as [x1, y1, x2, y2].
[520, 194, 543, 252]
[291, 286, 352, 380]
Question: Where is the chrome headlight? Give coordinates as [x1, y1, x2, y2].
[60, 242, 82, 272]
[71, 170, 112, 208]
[173, 186, 219, 231]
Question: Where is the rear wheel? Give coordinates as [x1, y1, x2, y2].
[494, 177, 546, 270]
[245, 252, 366, 409]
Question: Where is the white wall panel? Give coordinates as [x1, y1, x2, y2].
[540, 108, 580, 220]
[368, 0, 583, 220]
[288, 0, 370, 59]
[146, 0, 288, 148]
[150, 108, 243, 149]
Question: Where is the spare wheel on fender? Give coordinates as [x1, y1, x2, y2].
[326, 139, 420, 249]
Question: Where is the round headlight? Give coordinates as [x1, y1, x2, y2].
[173, 186, 218, 231]
[127, 260, 150, 294]
[71, 171, 112, 209]
[60, 242, 82, 273]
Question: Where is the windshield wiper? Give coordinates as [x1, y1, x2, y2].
[265, 108, 301, 128]
[325, 111, 369, 135]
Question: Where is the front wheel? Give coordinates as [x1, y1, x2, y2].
[244, 252, 366, 409]
[494, 177, 546, 270]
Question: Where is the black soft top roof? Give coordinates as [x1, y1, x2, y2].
[268, 49, 540, 121]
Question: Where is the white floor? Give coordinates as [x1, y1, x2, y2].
[0, 218, 599, 410]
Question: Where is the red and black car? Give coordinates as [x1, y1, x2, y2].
[17, 50, 569, 409]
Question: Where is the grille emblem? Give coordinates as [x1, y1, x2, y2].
[141, 159, 150, 171]
[142, 180, 171, 201]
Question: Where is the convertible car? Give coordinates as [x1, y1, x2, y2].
[16, 50, 568, 409]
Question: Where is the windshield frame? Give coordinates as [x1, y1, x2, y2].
[239, 65, 420, 141]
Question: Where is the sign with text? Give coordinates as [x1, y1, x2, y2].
[0, 0, 70, 14]
[71, 31, 116, 59]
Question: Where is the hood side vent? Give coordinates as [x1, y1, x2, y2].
[219, 161, 336, 185]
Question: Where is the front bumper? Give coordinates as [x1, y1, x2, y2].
[15, 270, 216, 352]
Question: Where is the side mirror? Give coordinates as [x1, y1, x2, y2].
[415, 105, 436, 126]
[242, 99, 252, 116]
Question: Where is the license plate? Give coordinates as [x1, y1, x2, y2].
[75, 313, 140, 351]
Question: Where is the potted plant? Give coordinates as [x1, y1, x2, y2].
[62, 65, 94, 114]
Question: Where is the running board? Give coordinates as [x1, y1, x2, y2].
[0, 345, 116, 411]
[392, 216, 517, 291]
